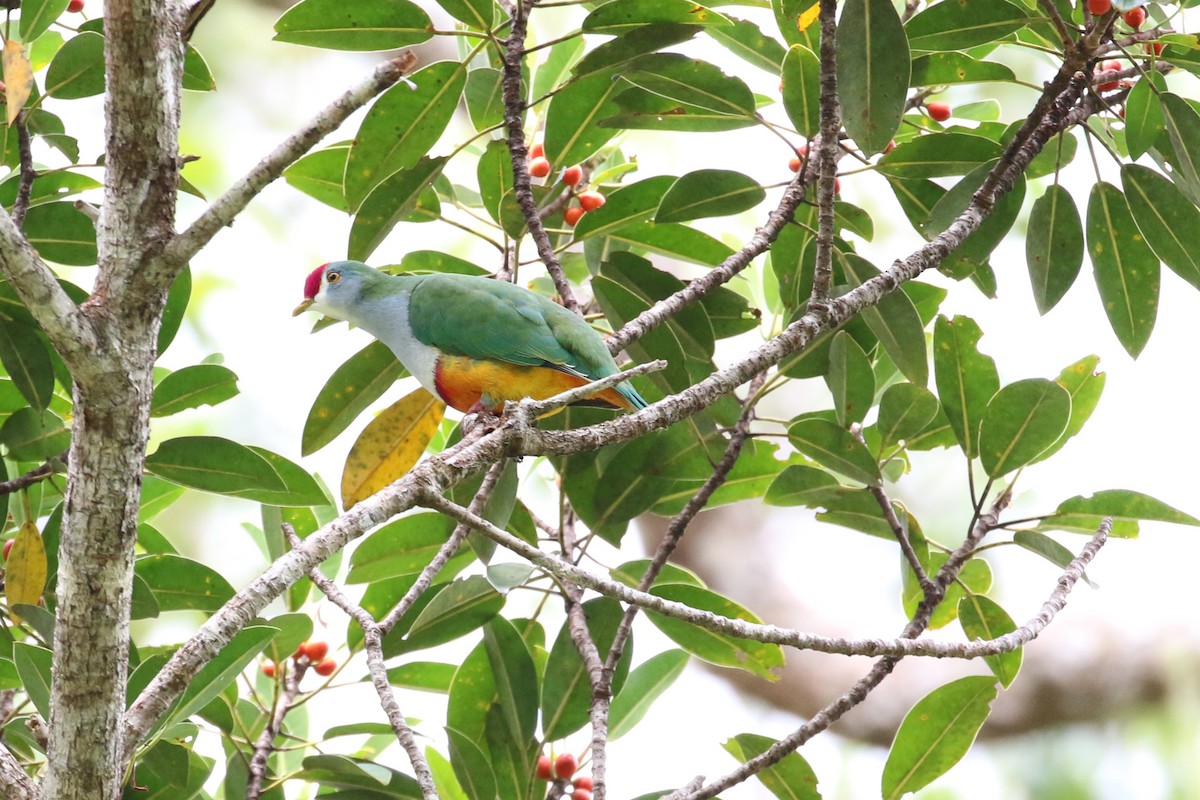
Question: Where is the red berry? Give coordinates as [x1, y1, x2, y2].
[577, 191, 605, 211]
[561, 164, 583, 187]
[564, 206, 584, 226]
[1146, 42, 1165, 56]
[1087, 0, 1112, 14]
[536, 755, 553, 780]
[554, 752, 577, 779]
[796, 142, 808, 157]
[1123, 6, 1145, 27]
[2, 539, 11, 560]
[834, 176, 841, 196]
[301, 641, 329, 661]
[571, 790, 592, 800]
[530, 142, 544, 159]
[926, 101, 952, 122]
[67, 0, 84, 11]
[261, 661, 276, 678]
[314, 657, 337, 676]
[574, 776, 593, 791]
[1097, 59, 1122, 91]
[529, 157, 551, 178]
[883, 139, 896, 154]
[788, 156, 801, 173]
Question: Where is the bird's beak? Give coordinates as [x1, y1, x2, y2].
[292, 298, 314, 316]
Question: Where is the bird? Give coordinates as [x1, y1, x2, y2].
[293, 261, 648, 415]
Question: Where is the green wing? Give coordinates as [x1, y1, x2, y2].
[407, 274, 620, 380]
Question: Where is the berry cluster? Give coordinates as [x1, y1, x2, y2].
[1086, 0, 1147, 28]
[536, 752, 593, 800]
[528, 142, 606, 227]
[260, 640, 337, 679]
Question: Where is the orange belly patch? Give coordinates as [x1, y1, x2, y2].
[434, 356, 632, 413]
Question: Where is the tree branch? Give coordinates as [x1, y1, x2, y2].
[245, 660, 301, 799]
[501, 0, 580, 313]
[0, 449, 66, 495]
[159, 53, 417, 277]
[0, 745, 34, 800]
[808, 0, 840, 305]
[11, 111, 35, 230]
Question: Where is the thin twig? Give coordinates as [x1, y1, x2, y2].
[11, 111, 35, 230]
[245, 662, 301, 799]
[500, 0, 580, 313]
[808, 0, 840, 305]
[0, 449, 66, 495]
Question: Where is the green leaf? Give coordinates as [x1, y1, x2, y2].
[1013, 530, 1097, 587]
[609, 650, 690, 740]
[134, 554, 236, 612]
[348, 512, 457, 583]
[182, 45, 217, 91]
[150, 364, 239, 417]
[877, 133, 1002, 179]
[1160, 93, 1200, 201]
[876, 383, 940, 452]
[825, 331, 874, 426]
[542, 598, 630, 739]
[385, 661, 458, 693]
[925, 161, 1026, 280]
[764, 464, 842, 507]
[910, 53, 1016, 86]
[574, 24, 703, 79]
[1124, 71, 1166, 160]
[584, 0, 731, 32]
[464, 67, 504, 132]
[1122, 164, 1200, 291]
[707, 16, 787, 74]
[298, 754, 423, 797]
[933, 315, 999, 459]
[1032, 354, 1105, 463]
[394, 575, 504, 654]
[572, 175, 675, 241]
[166, 625, 278, 729]
[302, 340, 406, 456]
[348, 156, 449, 262]
[544, 69, 624, 167]
[446, 727, 496, 800]
[145, 436, 288, 496]
[346, 61, 465, 208]
[0, 407, 69, 460]
[882, 676, 997, 800]
[788, 417, 881, 486]
[655, 169, 765, 223]
[603, 220, 735, 266]
[481, 617, 538, 746]
[905, 0, 1030, 51]
[1026, 184, 1084, 314]
[604, 86, 757, 132]
[652, 439, 788, 515]
[23, 202, 97, 265]
[434, 0, 493, 29]
[262, 612, 313, 666]
[227, 447, 327, 507]
[646, 584, 785, 680]
[780, 45, 819, 139]
[838, 0, 909, 155]
[158, 267, 191, 357]
[274, 0, 433, 50]
[1087, 181, 1159, 358]
[723, 732, 821, 800]
[284, 142, 350, 212]
[44, 31, 105, 98]
[958, 594, 1021, 688]
[0, 321, 54, 409]
[0, 169, 101, 210]
[21, 0, 71, 43]
[840, 253, 929, 386]
[622, 53, 756, 116]
[13, 643, 52, 720]
[1054, 489, 1200, 527]
[611, 559, 705, 589]
[978, 379, 1070, 477]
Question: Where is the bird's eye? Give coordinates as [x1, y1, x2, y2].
[327, 272, 341, 284]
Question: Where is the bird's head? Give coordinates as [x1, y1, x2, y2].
[292, 260, 376, 319]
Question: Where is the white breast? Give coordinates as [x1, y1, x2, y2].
[350, 290, 442, 398]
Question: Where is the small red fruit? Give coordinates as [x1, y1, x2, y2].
[926, 101, 952, 122]
[561, 164, 583, 186]
[883, 139, 896, 154]
[1087, 0, 1112, 14]
[1123, 6, 1145, 28]
[314, 657, 337, 676]
[536, 755, 553, 780]
[2, 539, 12, 560]
[300, 641, 329, 661]
[577, 191, 605, 211]
[554, 752, 578, 779]
[1097, 59, 1122, 91]
[564, 206, 585, 226]
[67, 0, 84, 11]
[571, 790, 592, 800]
[834, 176, 841, 196]
[530, 142, 544, 159]
[1146, 41, 1165, 56]
[529, 156, 551, 178]
[574, 776, 593, 791]
[788, 156, 801, 172]
[261, 661, 276, 678]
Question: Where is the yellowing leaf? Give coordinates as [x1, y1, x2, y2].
[798, 3, 820, 32]
[6, 520, 47, 620]
[3, 40, 33, 126]
[341, 387, 445, 509]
